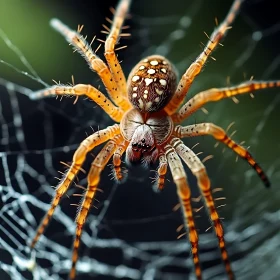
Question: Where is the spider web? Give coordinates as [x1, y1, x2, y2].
[0, 0, 280, 279]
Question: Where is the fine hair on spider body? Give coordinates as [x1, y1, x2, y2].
[28, 0, 280, 279]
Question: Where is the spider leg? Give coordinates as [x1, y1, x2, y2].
[105, 0, 131, 96]
[175, 123, 270, 187]
[173, 80, 280, 123]
[70, 135, 123, 280]
[50, 18, 131, 111]
[165, 0, 243, 115]
[171, 137, 234, 279]
[112, 140, 129, 182]
[30, 124, 120, 249]
[30, 84, 124, 122]
[153, 154, 168, 191]
[164, 144, 202, 280]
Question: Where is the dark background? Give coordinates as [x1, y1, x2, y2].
[0, 0, 280, 280]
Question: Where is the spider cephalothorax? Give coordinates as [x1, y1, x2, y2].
[29, 0, 280, 279]
[121, 108, 173, 164]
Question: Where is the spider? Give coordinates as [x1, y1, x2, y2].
[29, 0, 280, 279]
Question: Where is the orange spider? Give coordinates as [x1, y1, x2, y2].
[29, 0, 280, 279]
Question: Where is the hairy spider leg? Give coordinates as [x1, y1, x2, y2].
[173, 80, 280, 123]
[154, 154, 168, 191]
[105, 0, 131, 96]
[70, 135, 123, 279]
[112, 140, 129, 181]
[171, 138, 233, 279]
[30, 125, 120, 249]
[165, 0, 243, 115]
[30, 84, 124, 122]
[50, 18, 131, 111]
[165, 145, 202, 280]
[175, 123, 270, 187]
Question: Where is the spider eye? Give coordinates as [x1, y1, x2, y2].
[127, 55, 177, 112]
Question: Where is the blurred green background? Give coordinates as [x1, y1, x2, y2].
[1, 0, 279, 214]
[0, 0, 279, 279]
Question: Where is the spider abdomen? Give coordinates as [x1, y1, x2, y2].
[127, 55, 177, 112]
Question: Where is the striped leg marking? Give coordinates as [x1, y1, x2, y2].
[70, 135, 123, 279]
[153, 154, 168, 191]
[105, 0, 131, 98]
[165, 144, 202, 280]
[175, 123, 270, 187]
[165, 0, 244, 115]
[30, 124, 120, 250]
[30, 84, 124, 122]
[50, 18, 131, 111]
[173, 80, 280, 123]
[112, 140, 129, 182]
[171, 138, 234, 279]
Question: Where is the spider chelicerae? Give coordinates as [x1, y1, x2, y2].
[29, 0, 280, 279]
